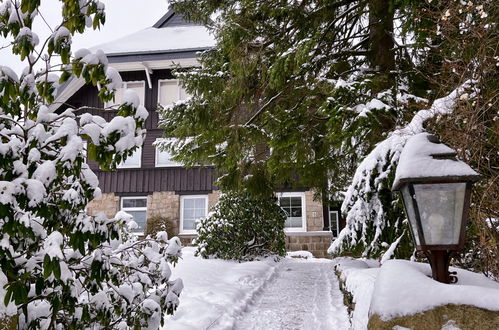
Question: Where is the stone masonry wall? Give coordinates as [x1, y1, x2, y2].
[304, 190, 324, 231]
[86, 193, 119, 218]
[86, 190, 331, 256]
[285, 233, 332, 258]
[207, 190, 221, 210]
[148, 191, 180, 235]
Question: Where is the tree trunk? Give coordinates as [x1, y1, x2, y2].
[368, 0, 395, 92]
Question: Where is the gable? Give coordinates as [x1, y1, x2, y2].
[153, 9, 199, 28]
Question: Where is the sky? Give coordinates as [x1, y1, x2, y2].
[0, 0, 170, 73]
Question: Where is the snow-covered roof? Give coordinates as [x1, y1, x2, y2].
[92, 25, 215, 56]
[392, 133, 479, 190]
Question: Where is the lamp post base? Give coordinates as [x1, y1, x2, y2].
[424, 250, 457, 284]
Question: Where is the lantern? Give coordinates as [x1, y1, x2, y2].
[392, 133, 480, 283]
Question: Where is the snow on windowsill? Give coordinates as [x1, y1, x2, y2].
[177, 232, 197, 237]
[285, 231, 333, 236]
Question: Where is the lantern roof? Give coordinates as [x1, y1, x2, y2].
[392, 133, 480, 191]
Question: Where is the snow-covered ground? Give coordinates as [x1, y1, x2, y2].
[163, 247, 350, 330]
[335, 257, 499, 327]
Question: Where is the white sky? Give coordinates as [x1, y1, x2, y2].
[0, 0, 170, 73]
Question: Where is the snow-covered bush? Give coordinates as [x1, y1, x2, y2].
[0, 1, 182, 328]
[195, 192, 286, 261]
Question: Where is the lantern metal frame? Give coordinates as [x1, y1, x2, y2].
[397, 179, 476, 283]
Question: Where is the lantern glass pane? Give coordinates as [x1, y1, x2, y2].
[401, 185, 420, 245]
[413, 183, 466, 245]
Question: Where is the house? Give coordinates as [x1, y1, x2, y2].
[56, 10, 343, 258]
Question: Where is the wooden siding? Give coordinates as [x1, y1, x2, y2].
[67, 69, 177, 131]
[67, 69, 180, 172]
[66, 68, 218, 194]
[95, 167, 216, 195]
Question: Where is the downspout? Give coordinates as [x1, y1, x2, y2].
[142, 62, 153, 89]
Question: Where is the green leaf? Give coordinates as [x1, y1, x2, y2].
[43, 254, 52, 278]
[4, 286, 13, 306]
[53, 259, 61, 280]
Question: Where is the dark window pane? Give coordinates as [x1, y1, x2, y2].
[291, 207, 302, 217]
[290, 197, 302, 207]
[127, 210, 146, 232]
[279, 197, 290, 207]
[123, 198, 147, 208]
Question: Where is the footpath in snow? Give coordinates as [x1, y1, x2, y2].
[163, 248, 350, 330]
[234, 257, 350, 330]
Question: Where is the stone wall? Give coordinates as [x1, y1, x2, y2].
[86, 189, 333, 257]
[86, 193, 119, 218]
[148, 191, 180, 234]
[207, 190, 221, 210]
[304, 190, 324, 231]
[285, 232, 332, 258]
[368, 304, 499, 330]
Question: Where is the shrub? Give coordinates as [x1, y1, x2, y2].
[195, 191, 286, 261]
[145, 216, 176, 239]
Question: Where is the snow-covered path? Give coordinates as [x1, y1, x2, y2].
[234, 258, 350, 330]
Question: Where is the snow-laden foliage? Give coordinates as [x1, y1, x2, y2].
[160, 0, 428, 197]
[163, 0, 493, 268]
[195, 191, 286, 261]
[0, 1, 182, 328]
[329, 82, 473, 257]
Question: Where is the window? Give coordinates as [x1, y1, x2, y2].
[117, 146, 141, 168]
[329, 210, 340, 238]
[180, 195, 208, 234]
[105, 81, 145, 109]
[158, 79, 189, 107]
[155, 138, 182, 167]
[278, 192, 306, 231]
[121, 197, 147, 234]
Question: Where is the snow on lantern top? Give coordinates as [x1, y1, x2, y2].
[392, 133, 480, 191]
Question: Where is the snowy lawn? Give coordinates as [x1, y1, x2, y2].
[163, 247, 350, 330]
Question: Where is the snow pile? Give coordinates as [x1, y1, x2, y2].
[370, 260, 499, 320]
[162, 247, 278, 329]
[335, 258, 499, 328]
[287, 250, 315, 259]
[334, 258, 380, 329]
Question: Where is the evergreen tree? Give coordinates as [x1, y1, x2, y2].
[0, 1, 182, 327]
[159, 0, 426, 258]
[160, 0, 495, 261]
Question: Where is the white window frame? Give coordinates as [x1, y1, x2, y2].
[329, 210, 340, 238]
[277, 192, 307, 232]
[121, 196, 148, 235]
[180, 195, 208, 234]
[105, 80, 146, 109]
[117, 146, 142, 169]
[158, 79, 188, 107]
[154, 138, 182, 167]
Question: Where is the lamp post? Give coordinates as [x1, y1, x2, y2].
[392, 133, 480, 284]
